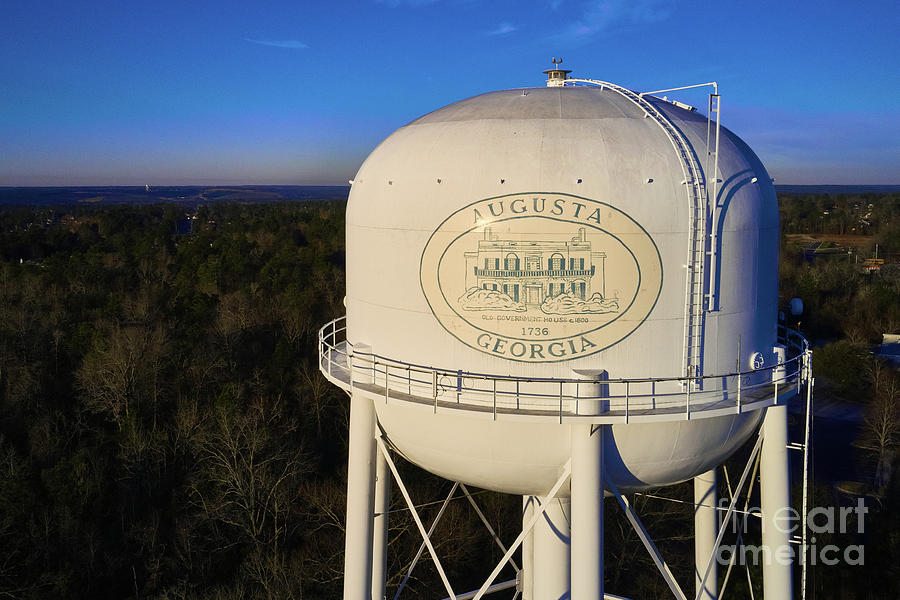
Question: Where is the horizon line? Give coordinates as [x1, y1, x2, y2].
[2, 183, 899, 189]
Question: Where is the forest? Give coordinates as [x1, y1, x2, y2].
[0, 192, 898, 599]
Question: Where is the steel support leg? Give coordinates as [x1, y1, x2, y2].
[473, 461, 572, 600]
[343, 386, 377, 599]
[377, 437, 458, 599]
[694, 470, 717, 600]
[571, 424, 604, 599]
[521, 497, 534, 600]
[533, 497, 570, 599]
[761, 405, 793, 599]
[372, 447, 390, 600]
[570, 369, 607, 599]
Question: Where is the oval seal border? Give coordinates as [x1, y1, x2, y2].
[420, 192, 663, 363]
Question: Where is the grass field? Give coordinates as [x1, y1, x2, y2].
[784, 233, 874, 248]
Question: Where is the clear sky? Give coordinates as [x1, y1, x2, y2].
[1, 0, 898, 186]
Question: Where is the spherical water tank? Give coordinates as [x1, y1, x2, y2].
[343, 83, 779, 495]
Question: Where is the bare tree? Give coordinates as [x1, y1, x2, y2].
[273, 297, 314, 346]
[190, 398, 311, 549]
[76, 324, 168, 429]
[296, 363, 332, 434]
[858, 364, 900, 493]
[297, 479, 346, 588]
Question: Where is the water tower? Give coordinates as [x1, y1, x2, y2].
[320, 63, 812, 599]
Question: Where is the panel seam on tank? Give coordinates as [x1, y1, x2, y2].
[604, 90, 631, 119]
[347, 224, 441, 232]
[350, 297, 435, 314]
[665, 421, 683, 462]
[723, 415, 738, 443]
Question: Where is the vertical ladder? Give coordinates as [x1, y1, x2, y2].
[705, 94, 722, 311]
[569, 79, 709, 383]
[786, 349, 814, 600]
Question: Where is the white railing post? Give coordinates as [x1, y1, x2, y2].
[327, 341, 333, 378]
[625, 380, 630, 423]
[348, 354, 354, 389]
[686, 369, 692, 419]
[559, 381, 564, 424]
[492, 378, 497, 420]
[433, 371, 438, 413]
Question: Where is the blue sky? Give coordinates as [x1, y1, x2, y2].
[1, 0, 897, 185]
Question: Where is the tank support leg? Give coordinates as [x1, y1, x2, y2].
[343, 389, 377, 600]
[521, 496, 534, 600]
[571, 424, 604, 599]
[372, 448, 390, 600]
[694, 469, 718, 600]
[761, 405, 793, 598]
[570, 369, 607, 599]
[533, 497, 571, 598]
[473, 461, 572, 600]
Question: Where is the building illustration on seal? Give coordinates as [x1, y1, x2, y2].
[459, 226, 618, 314]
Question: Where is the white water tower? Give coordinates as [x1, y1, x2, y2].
[320, 63, 812, 600]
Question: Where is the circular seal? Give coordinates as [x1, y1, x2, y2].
[420, 193, 663, 363]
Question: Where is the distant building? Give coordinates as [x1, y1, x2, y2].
[174, 218, 192, 236]
[875, 333, 900, 365]
[862, 257, 884, 273]
[464, 227, 606, 306]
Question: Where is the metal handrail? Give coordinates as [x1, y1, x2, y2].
[318, 317, 809, 421]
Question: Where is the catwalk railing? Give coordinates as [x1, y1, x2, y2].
[318, 317, 810, 423]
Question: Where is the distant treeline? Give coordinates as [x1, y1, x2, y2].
[0, 186, 351, 208]
[780, 191, 900, 252]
